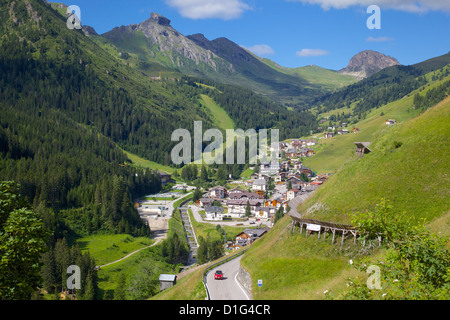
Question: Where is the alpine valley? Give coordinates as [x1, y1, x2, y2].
[0, 0, 448, 303]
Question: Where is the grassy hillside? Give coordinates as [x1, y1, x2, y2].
[240, 214, 358, 300]
[122, 149, 176, 174]
[260, 58, 358, 90]
[299, 95, 450, 224]
[199, 94, 235, 130]
[150, 76, 450, 301]
[303, 73, 450, 174]
[77, 234, 154, 266]
[241, 211, 450, 300]
[240, 94, 449, 300]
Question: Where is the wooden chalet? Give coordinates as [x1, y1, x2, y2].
[354, 142, 372, 158]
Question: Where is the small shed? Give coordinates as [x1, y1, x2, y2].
[159, 274, 177, 292]
[354, 142, 372, 158]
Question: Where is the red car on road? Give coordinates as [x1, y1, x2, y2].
[214, 270, 223, 280]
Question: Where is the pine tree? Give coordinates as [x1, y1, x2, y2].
[113, 273, 127, 300]
[245, 200, 251, 217]
[54, 238, 71, 293]
[94, 185, 102, 206]
[216, 165, 227, 181]
[196, 236, 208, 265]
[82, 270, 96, 300]
[41, 248, 57, 294]
[274, 206, 284, 224]
[200, 164, 209, 182]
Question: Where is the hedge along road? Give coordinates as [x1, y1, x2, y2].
[205, 254, 251, 300]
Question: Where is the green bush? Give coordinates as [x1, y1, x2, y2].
[341, 199, 450, 300]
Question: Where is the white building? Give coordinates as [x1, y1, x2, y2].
[204, 206, 224, 221]
[226, 199, 264, 218]
[252, 179, 267, 192]
[259, 160, 281, 175]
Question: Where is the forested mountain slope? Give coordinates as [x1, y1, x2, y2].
[0, 0, 320, 236]
[99, 12, 335, 106]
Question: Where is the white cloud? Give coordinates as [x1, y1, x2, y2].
[165, 0, 251, 20]
[366, 36, 394, 42]
[296, 49, 330, 57]
[244, 44, 275, 56]
[287, 0, 450, 13]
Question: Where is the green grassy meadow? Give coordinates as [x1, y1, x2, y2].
[77, 234, 154, 266]
[259, 58, 358, 90]
[95, 245, 173, 298]
[240, 214, 361, 300]
[122, 149, 176, 174]
[199, 94, 235, 131]
[188, 209, 248, 242]
[302, 74, 450, 174]
[299, 95, 450, 224]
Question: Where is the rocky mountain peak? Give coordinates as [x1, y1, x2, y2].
[339, 50, 400, 79]
[82, 25, 98, 36]
[188, 33, 209, 43]
[102, 13, 235, 75]
[149, 12, 171, 26]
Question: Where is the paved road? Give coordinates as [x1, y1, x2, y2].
[270, 183, 286, 200]
[287, 189, 317, 219]
[206, 255, 251, 300]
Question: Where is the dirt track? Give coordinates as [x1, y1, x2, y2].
[99, 238, 162, 268]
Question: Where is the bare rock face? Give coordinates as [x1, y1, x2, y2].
[82, 25, 98, 36]
[339, 50, 400, 79]
[135, 13, 234, 72]
[102, 12, 234, 74]
[150, 12, 171, 26]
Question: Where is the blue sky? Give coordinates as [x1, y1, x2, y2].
[54, 0, 450, 70]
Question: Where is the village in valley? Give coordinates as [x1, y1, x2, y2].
[138, 136, 332, 252]
[191, 120, 373, 231]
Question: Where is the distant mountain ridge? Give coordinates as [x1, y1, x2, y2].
[99, 13, 408, 105]
[100, 13, 330, 105]
[339, 50, 401, 79]
[102, 13, 234, 75]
